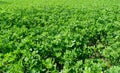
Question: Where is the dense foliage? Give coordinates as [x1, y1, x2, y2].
[0, 0, 120, 73]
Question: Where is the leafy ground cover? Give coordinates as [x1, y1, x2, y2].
[0, 0, 120, 73]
